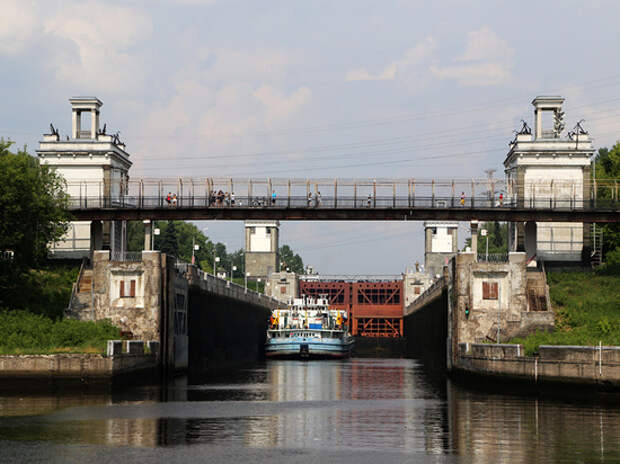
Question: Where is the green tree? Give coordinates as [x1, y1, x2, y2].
[594, 143, 620, 265]
[279, 244, 304, 274]
[0, 140, 70, 268]
[463, 222, 508, 255]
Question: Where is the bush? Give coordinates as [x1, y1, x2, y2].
[0, 310, 120, 354]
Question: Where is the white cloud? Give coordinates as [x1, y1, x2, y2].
[133, 48, 312, 173]
[43, 1, 153, 92]
[0, 0, 37, 54]
[431, 27, 514, 86]
[346, 37, 435, 82]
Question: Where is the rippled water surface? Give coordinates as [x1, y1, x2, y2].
[0, 358, 619, 463]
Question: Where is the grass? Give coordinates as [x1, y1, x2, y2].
[509, 271, 620, 355]
[0, 310, 121, 355]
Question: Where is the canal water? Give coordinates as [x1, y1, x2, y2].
[0, 358, 619, 463]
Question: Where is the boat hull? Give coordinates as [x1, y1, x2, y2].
[265, 335, 354, 359]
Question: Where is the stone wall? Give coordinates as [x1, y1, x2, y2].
[454, 252, 553, 344]
[456, 343, 620, 388]
[92, 250, 163, 341]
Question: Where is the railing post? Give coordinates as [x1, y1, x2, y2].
[334, 179, 338, 208]
[392, 182, 396, 208]
[353, 182, 357, 208]
[550, 180, 554, 208]
[412, 179, 415, 207]
[288, 179, 291, 208]
[432, 179, 435, 207]
[306, 179, 310, 207]
[373, 180, 376, 208]
[248, 178, 252, 206]
[451, 180, 455, 207]
[159, 180, 163, 207]
[407, 179, 411, 207]
[471, 180, 475, 208]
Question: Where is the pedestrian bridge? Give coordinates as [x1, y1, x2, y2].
[66, 177, 619, 222]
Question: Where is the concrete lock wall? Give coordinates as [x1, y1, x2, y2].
[404, 287, 448, 367]
[456, 343, 620, 387]
[187, 288, 270, 372]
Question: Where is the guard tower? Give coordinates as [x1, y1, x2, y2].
[37, 97, 132, 259]
[424, 222, 458, 278]
[504, 96, 594, 264]
[244, 220, 280, 280]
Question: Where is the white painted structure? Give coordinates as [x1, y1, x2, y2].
[37, 97, 132, 258]
[424, 222, 459, 278]
[504, 96, 594, 263]
[244, 220, 280, 279]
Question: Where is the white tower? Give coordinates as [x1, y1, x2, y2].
[504, 96, 593, 264]
[244, 220, 280, 280]
[424, 222, 459, 278]
[37, 97, 132, 259]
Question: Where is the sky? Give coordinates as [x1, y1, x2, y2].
[1, 0, 619, 274]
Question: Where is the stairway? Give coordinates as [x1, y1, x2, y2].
[526, 270, 549, 312]
[591, 224, 604, 267]
[79, 269, 92, 293]
[67, 267, 93, 320]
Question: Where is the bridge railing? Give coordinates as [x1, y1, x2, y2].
[66, 194, 619, 211]
[63, 177, 620, 211]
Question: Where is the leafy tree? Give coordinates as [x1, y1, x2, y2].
[156, 221, 180, 258]
[463, 222, 508, 254]
[279, 244, 304, 274]
[594, 143, 620, 264]
[0, 139, 70, 268]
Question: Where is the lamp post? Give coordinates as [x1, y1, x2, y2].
[245, 272, 249, 293]
[214, 255, 220, 276]
[481, 228, 488, 260]
[257, 278, 261, 293]
[153, 227, 160, 250]
[230, 265, 237, 283]
[192, 237, 200, 265]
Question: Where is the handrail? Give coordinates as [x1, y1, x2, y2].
[66, 257, 87, 315]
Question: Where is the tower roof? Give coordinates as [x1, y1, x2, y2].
[69, 96, 102, 110]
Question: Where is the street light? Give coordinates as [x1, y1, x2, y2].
[214, 255, 220, 276]
[480, 228, 488, 260]
[245, 272, 250, 293]
[257, 277, 261, 293]
[230, 265, 237, 282]
[192, 237, 199, 265]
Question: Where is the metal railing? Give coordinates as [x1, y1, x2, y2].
[111, 251, 143, 262]
[63, 177, 620, 212]
[477, 253, 509, 262]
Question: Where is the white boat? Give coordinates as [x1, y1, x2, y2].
[265, 297, 354, 359]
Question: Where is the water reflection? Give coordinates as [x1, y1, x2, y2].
[0, 359, 618, 463]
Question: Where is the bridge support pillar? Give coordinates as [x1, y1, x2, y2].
[90, 220, 103, 256]
[143, 220, 152, 251]
[470, 221, 478, 259]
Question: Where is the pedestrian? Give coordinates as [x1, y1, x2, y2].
[367, 193, 372, 208]
[272, 189, 277, 205]
[166, 192, 172, 206]
[307, 192, 312, 207]
[172, 193, 177, 207]
[231, 192, 235, 206]
[316, 191, 322, 207]
[499, 192, 504, 207]
[460, 192, 465, 206]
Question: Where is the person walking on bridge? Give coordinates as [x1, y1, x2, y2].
[460, 192, 465, 206]
[272, 190, 277, 206]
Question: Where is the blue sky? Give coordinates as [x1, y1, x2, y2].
[2, 0, 619, 273]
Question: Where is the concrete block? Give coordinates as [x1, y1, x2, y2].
[107, 340, 123, 357]
[147, 341, 160, 357]
[126, 340, 144, 355]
